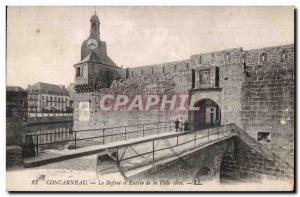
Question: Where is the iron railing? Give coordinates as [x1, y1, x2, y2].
[26, 121, 231, 157]
[26, 121, 175, 156]
[113, 123, 237, 172]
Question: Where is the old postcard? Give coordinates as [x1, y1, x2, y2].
[6, 6, 295, 192]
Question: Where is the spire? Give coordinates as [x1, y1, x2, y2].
[90, 11, 100, 38]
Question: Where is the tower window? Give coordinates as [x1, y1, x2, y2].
[259, 53, 267, 63]
[186, 63, 189, 70]
[152, 67, 154, 74]
[162, 66, 165, 73]
[76, 67, 81, 77]
[199, 56, 202, 64]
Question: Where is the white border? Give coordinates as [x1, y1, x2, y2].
[1, 0, 299, 196]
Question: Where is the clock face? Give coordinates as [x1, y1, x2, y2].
[87, 39, 98, 50]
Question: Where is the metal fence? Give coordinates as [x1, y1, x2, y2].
[113, 123, 237, 172]
[26, 121, 174, 156]
[28, 112, 73, 117]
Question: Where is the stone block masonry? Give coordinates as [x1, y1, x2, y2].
[73, 44, 294, 171]
[240, 45, 294, 165]
[6, 146, 23, 167]
[221, 136, 293, 181]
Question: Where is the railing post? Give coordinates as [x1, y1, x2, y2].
[142, 124, 145, 137]
[152, 140, 155, 164]
[103, 129, 105, 144]
[36, 135, 39, 156]
[124, 126, 127, 141]
[194, 129, 196, 147]
[116, 147, 119, 163]
[74, 131, 77, 149]
[208, 128, 210, 141]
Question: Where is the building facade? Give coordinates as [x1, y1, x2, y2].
[73, 14, 294, 165]
[6, 86, 29, 146]
[6, 86, 28, 119]
[27, 82, 71, 113]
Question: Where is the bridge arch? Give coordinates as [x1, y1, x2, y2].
[193, 166, 213, 183]
[190, 98, 221, 130]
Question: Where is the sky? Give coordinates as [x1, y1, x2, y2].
[6, 6, 294, 88]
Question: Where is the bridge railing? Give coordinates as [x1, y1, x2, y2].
[26, 121, 175, 156]
[113, 123, 237, 171]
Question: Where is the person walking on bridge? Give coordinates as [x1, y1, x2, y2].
[184, 120, 189, 132]
[179, 117, 184, 132]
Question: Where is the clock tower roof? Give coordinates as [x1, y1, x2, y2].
[78, 13, 119, 68]
[75, 51, 118, 68]
[90, 14, 100, 23]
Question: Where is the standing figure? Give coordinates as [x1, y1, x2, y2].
[184, 120, 189, 132]
[179, 117, 184, 132]
[174, 118, 180, 132]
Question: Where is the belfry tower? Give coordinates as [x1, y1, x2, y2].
[74, 13, 122, 93]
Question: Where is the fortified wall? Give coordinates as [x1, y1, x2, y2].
[72, 14, 294, 165]
[73, 44, 294, 164]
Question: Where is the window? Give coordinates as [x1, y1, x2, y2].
[241, 54, 246, 65]
[141, 69, 144, 75]
[192, 69, 195, 89]
[131, 71, 134, 77]
[259, 53, 267, 62]
[211, 54, 215, 62]
[224, 52, 230, 61]
[76, 67, 81, 77]
[173, 65, 177, 72]
[162, 66, 165, 73]
[151, 67, 154, 74]
[257, 132, 271, 143]
[186, 63, 189, 70]
[125, 68, 129, 79]
[199, 56, 202, 64]
[280, 49, 288, 61]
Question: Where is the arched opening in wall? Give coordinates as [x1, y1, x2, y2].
[191, 99, 221, 130]
[193, 167, 212, 183]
